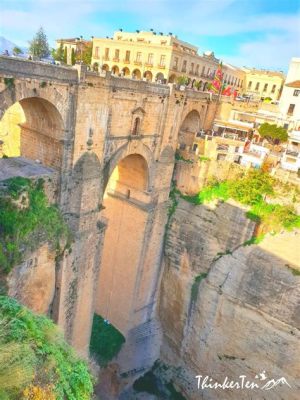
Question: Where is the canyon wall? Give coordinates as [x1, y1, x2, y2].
[159, 198, 300, 399]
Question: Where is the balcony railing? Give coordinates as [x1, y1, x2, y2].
[103, 56, 110, 61]
[113, 57, 120, 62]
[173, 65, 178, 71]
[286, 149, 299, 157]
[134, 60, 142, 65]
[123, 59, 130, 63]
[145, 62, 153, 67]
[158, 64, 166, 69]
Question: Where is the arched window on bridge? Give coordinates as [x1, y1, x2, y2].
[132, 117, 140, 135]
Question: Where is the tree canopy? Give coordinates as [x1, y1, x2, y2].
[51, 42, 64, 62]
[258, 122, 288, 144]
[12, 47, 22, 56]
[28, 27, 50, 59]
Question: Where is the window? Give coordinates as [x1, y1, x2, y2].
[283, 123, 289, 129]
[263, 83, 268, 92]
[192, 143, 198, 152]
[255, 82, 260, 91]
[104, 48, 109, 60]
[294, 89, 300, 97]
[114, 49, 119, 60]
[191, 62, 194, 73]
[195, 65, 199, 75]
[125, 50, 130, 62]
[160, 54, 166, 66]
[132, 117, 140, 135]
[173, 57, 178, 69]
[147, 53, 153, 65]
[136, 52, 142, 62]
[94, 46, 99, 58]
[182, 60, 187, 72]
[271, 84, 276, 93]
[288, 104, 295, 116]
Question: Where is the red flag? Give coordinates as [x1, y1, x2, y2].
[210, 63, 223, 94]
[222, 86, 231, 96]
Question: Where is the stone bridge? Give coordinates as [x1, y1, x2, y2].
[0, 56, 217, 373]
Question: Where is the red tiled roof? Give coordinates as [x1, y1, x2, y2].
[285, 80, 300, 88]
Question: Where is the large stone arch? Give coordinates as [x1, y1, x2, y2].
[0, 95, 65, 168]
[103, 141, 154, 193]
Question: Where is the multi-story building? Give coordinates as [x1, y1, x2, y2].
[243, 67, 285, 101]
[91, 30, 244, 90]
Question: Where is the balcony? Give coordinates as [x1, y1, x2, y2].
[145, 62, 153, 67]
[173, 65, 178, 71]
[123, 59, 130, 64]
[103, 56, 110, 61]
[113, 57, 120, 62]
[134, 60, 142, 66]
[158, 64, 166, 69]
[181, 68, 187, 73]
[189, 70, 194, 75]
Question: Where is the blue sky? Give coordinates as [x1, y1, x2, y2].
[0, 0, 299, 71]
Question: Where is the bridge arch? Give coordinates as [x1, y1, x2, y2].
[178, 109, 201, 150]
[96, 147, 153, 335]
[0, 96, 65, 169]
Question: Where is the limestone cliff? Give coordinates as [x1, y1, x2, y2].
[159, 198, 300, 400]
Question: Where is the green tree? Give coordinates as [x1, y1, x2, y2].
[176, 75, 189, 86]
[51, 42, 64, 62]
[71, 48, 76, 65]
[258, 122, 288, 145]
[63, 46, 67, 63]
[77, 43, 92, 65]
[28, 27, 50, 59]
[12, 47, 22, 56]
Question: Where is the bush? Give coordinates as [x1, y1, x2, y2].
[0, 296, 93, 400]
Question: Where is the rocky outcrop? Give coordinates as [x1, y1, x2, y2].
[7, 243, 56, 314]
[159, 198, 300, 399]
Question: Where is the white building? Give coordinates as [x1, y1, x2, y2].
[281, 130, 300, 172]
[279, 57, 300, 131]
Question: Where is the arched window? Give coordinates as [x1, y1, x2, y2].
[132, 117, 140, 135]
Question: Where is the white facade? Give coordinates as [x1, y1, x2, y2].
[279, 58, 300, 131]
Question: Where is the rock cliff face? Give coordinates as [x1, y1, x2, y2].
[159, 198, 300, 400]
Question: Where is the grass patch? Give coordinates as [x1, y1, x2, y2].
[89, 314, 125, 367]
[0, 296, 93, 400]
[0, 177, 72, 274]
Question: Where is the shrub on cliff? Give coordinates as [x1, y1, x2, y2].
[0, 177, 71, 275]
[0, 296, 93, 400]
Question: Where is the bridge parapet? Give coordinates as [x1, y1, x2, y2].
[0, 56, 78, 83]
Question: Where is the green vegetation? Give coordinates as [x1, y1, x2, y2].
[285, 264, 300, 276]
[133, 361, 186, 400]
[0, 177, 71, 274]
[180, 170, 300, 237]
[199, 156, 211, 161]
[12, 47, 22, 56]
[176, 76, 189, 86]
[175, 151, 193, 163]
[4, 77, 15, 90]
[28, 27, 50, 59]
[71, 48, 76, 66]
[51, 42, 64, 63]
[191, 273, 208, 302]
[258, 122, 288, 145]
[0, 296, 93, 400]
[89, 314, 125, 367]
